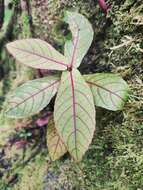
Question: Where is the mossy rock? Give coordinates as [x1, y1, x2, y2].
[0, 0, 143, 189]
[13, 154, 48, 190]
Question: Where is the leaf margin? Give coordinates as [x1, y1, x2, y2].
[6, 75, 60, 118]
[47, 115, 67, 161]
[6, 39, 69, 71]
[84, 73, 129, 111]
[64, 11, 94, 69]
[54, 69, 96, 161]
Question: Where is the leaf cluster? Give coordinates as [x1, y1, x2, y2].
[6, 11, 129, 161]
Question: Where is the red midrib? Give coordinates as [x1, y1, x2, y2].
[70, 71, 78, 158]
[53, 137, 60, 157]
[9, 80, 60, 111]
[10, 46, 68, 67]
[70, 26, 79, 67]
[87, 81, 125, 101]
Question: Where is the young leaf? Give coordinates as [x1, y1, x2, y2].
[6, 39, 68, 71]
[6, 76, 60, 118]
[98, 0, 109, 14]
[64, 11, 94, 68]
[84, 73, 129, 111]
[54, 69, 95, 161]
[36, 113, 51, 127]
[47, 116, 67, 161]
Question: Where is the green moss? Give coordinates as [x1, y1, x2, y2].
[13, 154, 48, 190]
[0, 112, 16, 146]
[20, 13, 32, 39]
[0, 0, 143, 189]
[0, 7, 14, 40]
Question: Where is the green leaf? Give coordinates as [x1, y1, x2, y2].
[47, 116, 67, 161]
[6, 39, 68, 71]
[54, 69, 95, 161]
[64, 11, 94, 68]
[6, 76, 60, 118]
[84, 73, 129, 111]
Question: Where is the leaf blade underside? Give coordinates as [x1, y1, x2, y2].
[54, 69, 95, 161]
[6, 76, 60, 118]
[47, 116, 67, 161]
[64, 11, 94, 68]
[6, 39, 68, 71]
[84, 73, 129, 111]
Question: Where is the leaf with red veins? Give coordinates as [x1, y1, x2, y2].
[54, 69, 95, 161]
[6, 76, 60, 118]
[6, 39, 68, 71]
[47, 116, 67, 161]
[84, 73, 129, 111]
[64, 11, 94, 69]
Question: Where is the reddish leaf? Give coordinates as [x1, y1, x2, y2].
[98, 0, 109, 14]
[36, 113, 52, 127]
[15, 140, 27, 149]
[47, 116, 67, 161]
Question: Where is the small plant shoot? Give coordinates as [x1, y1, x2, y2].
[6, 11, 129, 161]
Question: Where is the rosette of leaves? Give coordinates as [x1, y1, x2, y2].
[6, 11, 129, 161]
